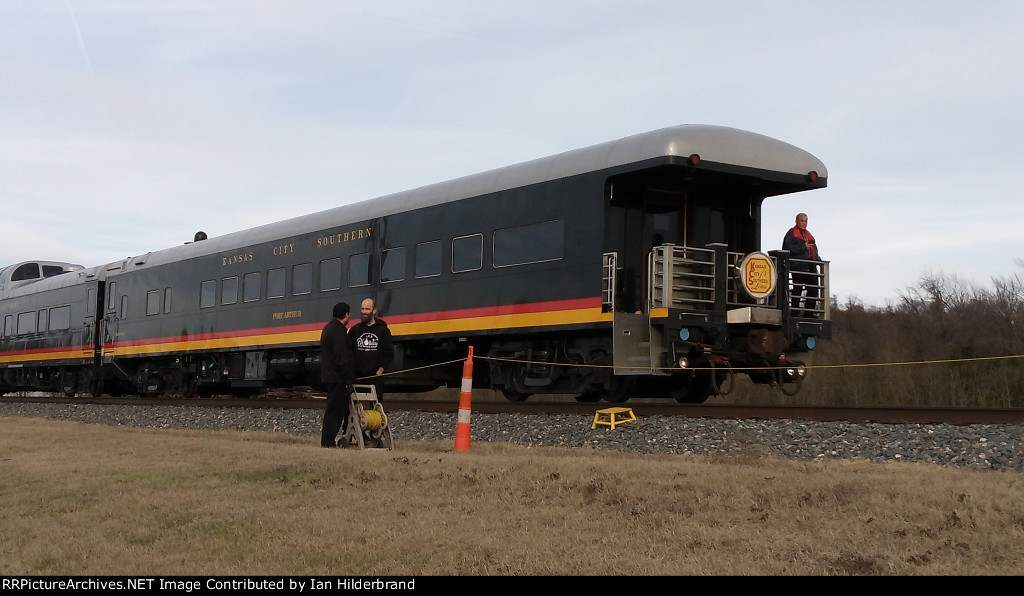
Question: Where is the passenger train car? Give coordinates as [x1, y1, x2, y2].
[0, 125, 830, 402]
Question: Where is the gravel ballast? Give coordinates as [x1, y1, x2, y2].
[2, 402, 1022, 471]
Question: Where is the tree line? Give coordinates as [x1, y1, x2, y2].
[731, 269, 1024, 407]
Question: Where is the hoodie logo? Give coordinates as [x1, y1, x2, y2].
[355, 333, 379, 351]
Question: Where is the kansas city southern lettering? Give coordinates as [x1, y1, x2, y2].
[317, 227, 372, 247]
[222, 251, 255, 266]
[219, 228, 370, 267]
[272, 242, 295, 256]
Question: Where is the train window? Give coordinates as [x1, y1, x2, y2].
[200, 280, 217, 309]
[493, 220, 564, 267]
[452, 234, 483, 273]
[3, 314, 12, 337]
[349, 253, 370, 287]
[381, 248, 405, 283]
[50, 306, 71, 331]
[11, 263, 39, 282]
[292, 263, 312, 295]
[37, 309, 48, 333]
[320, 258, 342, 291]
[415, 240, 442, 278]
[120, 295, 128, 319]
[243, 272, 261, 302]
[146, 290, 161, 316]
[42, 265, 65, 277]
[267, 267, 286, 299]
[106, 282, 117, 312]
[18, 311, 35, 335]
[221, 277, 238, 305]
[164, 288, 172, 314]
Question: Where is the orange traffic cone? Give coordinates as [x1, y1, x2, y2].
[454, 346, 474, 452]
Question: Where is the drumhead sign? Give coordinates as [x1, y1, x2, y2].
[738, 252, 776, 300]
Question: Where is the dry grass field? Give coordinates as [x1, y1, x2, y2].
[1, 415, 1022, 576]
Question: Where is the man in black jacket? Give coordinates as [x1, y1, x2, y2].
[320, 302, 354, 447]
[350, 298, 394, 402]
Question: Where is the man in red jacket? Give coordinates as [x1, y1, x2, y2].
[782, 213, 822, 316]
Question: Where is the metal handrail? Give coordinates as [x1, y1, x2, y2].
[787, 258, 830, 319]
[601, 252, 617, 312]
[648, 245, 715, 310]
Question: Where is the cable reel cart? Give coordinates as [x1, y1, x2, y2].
[341, 384, 394, 450]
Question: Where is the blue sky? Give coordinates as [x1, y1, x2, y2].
[2, 1, 1022, 306]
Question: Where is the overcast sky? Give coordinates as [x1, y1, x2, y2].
[2, 1, 1022, 306]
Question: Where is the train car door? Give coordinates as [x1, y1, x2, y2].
[606, 171, 691, 375]
[102, 279, 118, 359]
[86, 281, 106, 358]
[644, 194, 685, 272]
[607, 177, 690, 314]
[77, 285, 96, 360]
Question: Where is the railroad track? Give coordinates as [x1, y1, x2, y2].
[3, 393, 1023, 426]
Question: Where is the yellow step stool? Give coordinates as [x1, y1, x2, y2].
[591, 407, 636, 430]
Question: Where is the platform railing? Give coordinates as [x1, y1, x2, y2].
[648, 244, 716, 311]
[786, 258, 830, 320]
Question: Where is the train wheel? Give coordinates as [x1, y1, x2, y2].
[500, 388, 532, 402]
[106, 378, 125, 397]
[673, 371, 714, 403]
[601, 376, 636, 403]
[709, 360, 735, 396]
[775, 369, 803, 397]
[81, 371, 100, 398]
[181, 377, 199, 399]
[61, 371, 77, 398]
[674, 387, 712, 403]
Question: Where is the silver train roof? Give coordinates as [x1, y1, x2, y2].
[0, 263, 102, 299]
[109, 124, 826, 273]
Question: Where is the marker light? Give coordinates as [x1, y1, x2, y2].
[793, 336, 816, 351]
[806, 171, 819, 182]
[678, 328, 691, 341]
[689, 154, 700, 165]
[677, 356, 689, 369]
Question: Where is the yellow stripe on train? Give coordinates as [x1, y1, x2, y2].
[393, 307, 611, 336]
[0, 349, 94, 364]
[104, 307, 613, 357]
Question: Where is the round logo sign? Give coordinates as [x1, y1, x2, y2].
[738, 252, 776, 300]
